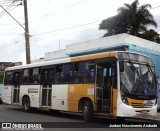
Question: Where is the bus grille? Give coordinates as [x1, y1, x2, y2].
[131, 102, 153, 108]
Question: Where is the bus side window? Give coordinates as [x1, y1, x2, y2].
[83, 62, 90, 82]
[73, 63, 80, 83]
[61, 63, 72, 83]
[23, 69, 29, 85]
[73, 62, 92, 83]
[13, 72, 21, 85]
[32, 68, 40, 84]
[49, 70, 54, 83]
[4, 71, 13, 85]
[89, 64, 95, 82]
[54, 65, 62, 83]
[28, 69, 34, 84]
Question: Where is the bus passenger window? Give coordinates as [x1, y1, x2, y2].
[90, 65, 95, 82]
[13, 73, 20, 85]
[73, 63, 80, 83]
[32, 68, 40, 84]
[29, 69, 34, 84]
[61, 64, 72, 83]
[83, 62, 89, 82]
[4, 72, 13, 85]
[54, 65, 62, 83]
[73, 62, 93, 83]
[49, 69, 54, 82]
[23, 69, 29, 84]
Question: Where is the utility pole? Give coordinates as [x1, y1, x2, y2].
[23, 0, 31, 64]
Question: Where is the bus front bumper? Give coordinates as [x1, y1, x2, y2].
[117, 103, 157, 118]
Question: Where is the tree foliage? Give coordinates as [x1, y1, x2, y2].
[0, 71, 4, 84]
[139, 29, 160, 43]
[99, 0, 160, 43]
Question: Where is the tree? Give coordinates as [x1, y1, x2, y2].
[139, 29, 160, 43]
[100, 14, 129, 37]
[0, 71, 4, 84]
[99, 0, 160, 43]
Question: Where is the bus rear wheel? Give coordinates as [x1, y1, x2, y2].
[83, 100, 93, 122]
[22, 96, 31, 112]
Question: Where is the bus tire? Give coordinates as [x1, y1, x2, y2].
[22, 96, 31, 112]
[83, 100, 93, 122]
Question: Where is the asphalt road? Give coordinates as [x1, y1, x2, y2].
[0, 104, 160, 131]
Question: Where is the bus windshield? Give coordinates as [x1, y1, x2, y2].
[120, 61, 157, 96]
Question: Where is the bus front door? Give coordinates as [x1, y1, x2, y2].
[41, 69, 52, 107]
[13, 72, 21, 104]
[95, 63, 111, 114]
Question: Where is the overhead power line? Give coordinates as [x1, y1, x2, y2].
[0, 4, 25, 30]
[29, 0, 87, 23]
[0, 3, 14, 17]
[32, 20, 101, 37]
[0, 33, 23, 35]
[0, 48, 25, 59]
[0, 4, 18, 17]
[0, 0, 22, 17]
[0, 38, 25, 50]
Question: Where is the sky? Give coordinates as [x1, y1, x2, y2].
[0, 0, 159, 65]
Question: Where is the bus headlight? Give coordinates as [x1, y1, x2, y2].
[121, 93, 129, 105]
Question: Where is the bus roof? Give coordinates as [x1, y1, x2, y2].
[5, 57, 71, 71]
[5, 51, 151, 71]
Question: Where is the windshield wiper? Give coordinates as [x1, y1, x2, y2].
[147, 64, 155, 77]
[129, 61, 140, 77]
[146, 64, 157, 85]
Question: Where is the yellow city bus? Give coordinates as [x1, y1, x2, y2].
[2, 51, 157, 121]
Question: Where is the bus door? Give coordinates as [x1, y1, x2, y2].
[41, 69, 53, 107]
[95, 62, 116, 114]
[13, 72, 21, 104]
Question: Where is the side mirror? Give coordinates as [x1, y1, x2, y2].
[119, 61, 124, 72]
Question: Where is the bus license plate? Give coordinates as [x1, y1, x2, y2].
[141, 110, 147, 114]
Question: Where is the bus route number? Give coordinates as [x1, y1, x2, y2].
[69, 86, 74, 92]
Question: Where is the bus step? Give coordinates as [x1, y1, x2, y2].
[102, 106, 110, 112]
[41, 106, 51, 111]
[94, 112, 110, 116]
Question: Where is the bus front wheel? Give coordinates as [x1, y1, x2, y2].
[22, 96, 31, 112]
[83, 100, 93, 122]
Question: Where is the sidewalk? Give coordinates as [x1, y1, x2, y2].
[154, 112, 160, 121]
[131, 112, 160, 121]
[143, 112, 160, 121]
